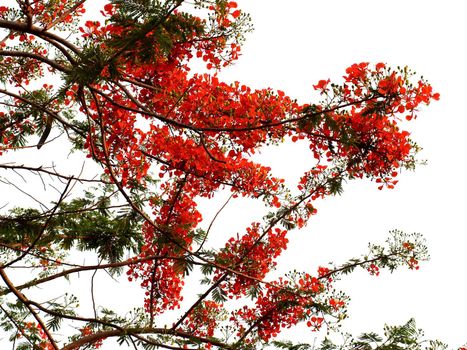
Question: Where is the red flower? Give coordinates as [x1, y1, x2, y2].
[232, 10, 241, 18]
[313, 79, 330, 91]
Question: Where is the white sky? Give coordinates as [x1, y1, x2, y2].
[1, 0, 466, 348]
[216, 0, 467, 346]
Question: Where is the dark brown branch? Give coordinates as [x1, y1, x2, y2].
[60, 327, 233, 350]
[0, 268, 59, 350]
[0, 50, 70, 72]
[22, 0, 33, 29]
[200, 134, 227, 163]
[88, 85, 377, 140]
[0, 19, 80, 61]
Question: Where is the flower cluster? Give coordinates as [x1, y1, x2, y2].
[214, 224, 289, 297]
[0, 1, 440, 348]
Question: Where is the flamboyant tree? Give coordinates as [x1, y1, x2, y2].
[0, 1, 451, 349]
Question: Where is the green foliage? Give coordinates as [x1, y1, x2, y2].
[0, 88, 54, 148]
[173, 255, 194, 276]
[44, 294, 78, 332]
[0, 190, 143, 263]
[313, 319, 447, 350]
[272, 340, 312, 350]
[211, 285, 228, 303]
[66, 44, 111, 85]
[111, 0, 173, 22]
[107, 0, 204, 65]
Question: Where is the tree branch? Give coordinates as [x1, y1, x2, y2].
[0, 19, 80, 61]
[0, 268, 59, 350]
[0, 50, 70, 72]
[60, 327, 233, 350]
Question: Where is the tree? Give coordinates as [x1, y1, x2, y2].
[0, 1, 446, 349]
